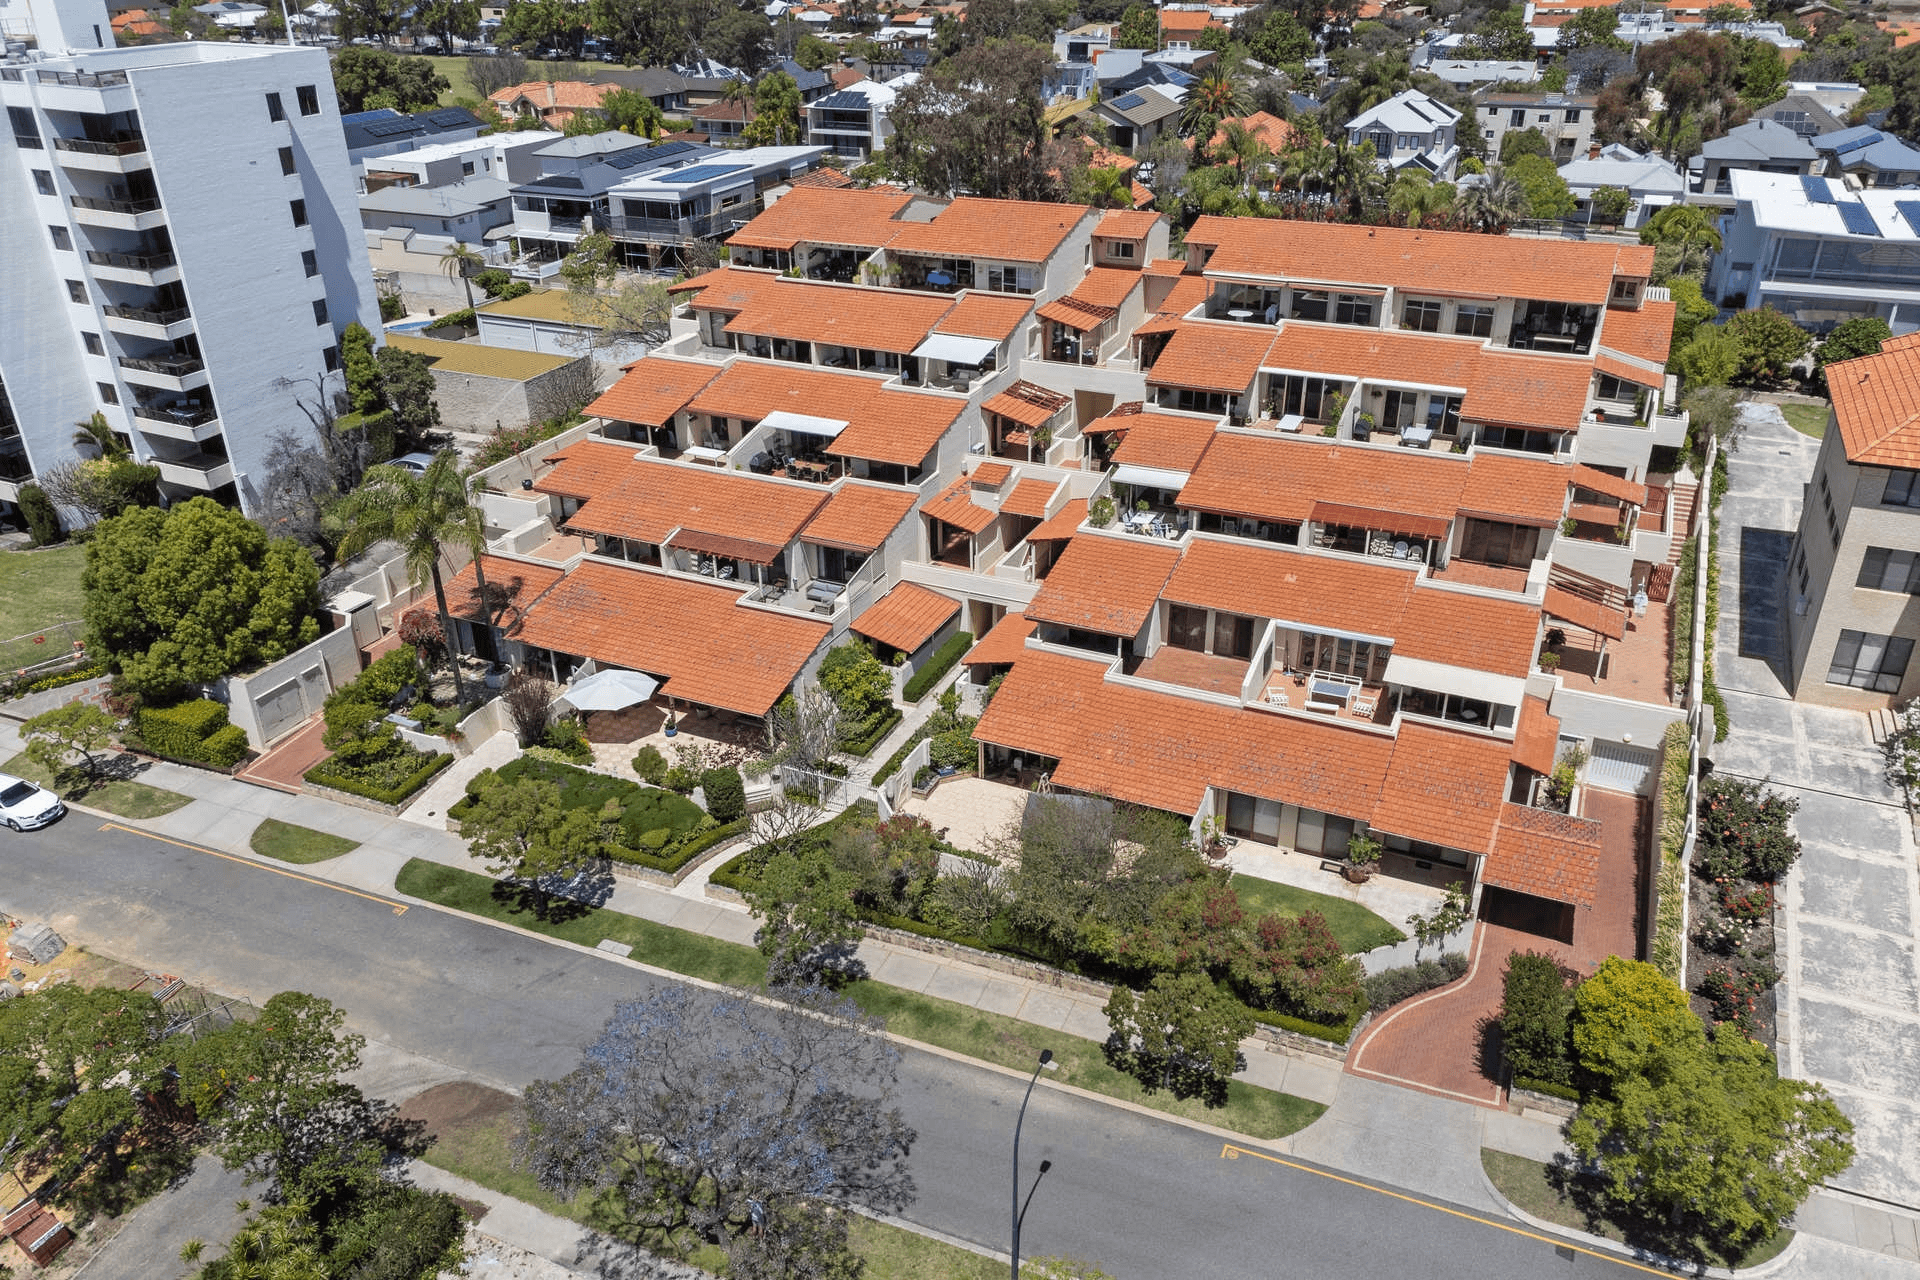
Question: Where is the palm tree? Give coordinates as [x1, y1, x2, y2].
[1457, 165, 1530, 233]
[71, 411, 127, 460]
[336, 449, 493, 704]
[1327, 138, 1386, 220]
[439, 241, 483, 312]
[1082, 163, 1133, 209]
[1180, 67, 1248, 136]
[1387, 171, 1455, 228]
[1216, 120, 1273, 197]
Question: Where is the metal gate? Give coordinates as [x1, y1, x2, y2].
[1587, 739, 1659, 795]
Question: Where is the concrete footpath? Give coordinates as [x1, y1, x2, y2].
[7, 719, 1917, 1278]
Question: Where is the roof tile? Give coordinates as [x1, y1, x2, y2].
[851, 581, 961, 653]
[1830, 332, 1920, 468]
[726, 186, 913, 251]
[585, 358, 720, 426]
[800, 481, 918, 552]
[1001, 477, 1061, 519]
[1485, 803, 1602, 908]
[965, 611, 1037, 665]
[1026, 534, 1181, 636]
[886, 197, 1090, 264]
[1372, 722, 1513, 852]
[1147, 323, 1276, 395]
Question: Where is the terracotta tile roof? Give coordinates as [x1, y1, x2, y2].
[1029, 499, 1088, 541]
[1158, 7, 1221, 32]
[1163, 539, 1413, 642]
[1154, 273, 1212, 318]
[972, 646, 1112, 767]
[1143, 258, 1187, 278]
[678, 266, 785, 313]
[694, 98, 753, 122]
[726, 186, 913, 251]
[1571, 465, 1648, 506]
[516, 562, 827, 716]
[723, 280, 955, 353]
[1192, 219, 1656, 306]
[923, 475, 999, 535]
[1312, 501, 1450, 539]
[585, 358, 720, 426]
[1544, 584, 1627, 640]
[683, 362, 963, 469]
[1147, 323, 1275, 395]
[1598, 300, 1676, 367]
[984, 381, 1072, 428]
[852, 582, 961, 653]
[1001, 477, 1060, 519]
[965, 611, 1037, 665]
[1594, 351, 1664, 386]
[1110, 412, 1218, 474]
[786, 167, 853, 190]
[1074, 266, 1144, 311]
[490, 81, 606, 112]
[1178, 434, 1469, 526]
[1829, 332, 1920, 468]
[1026, 534, 1181, 636]
[561, 457, 830, 550]
[1395, 587, 1541, 676]
[672, 529, 787, 565]
[1095, 209, 1161, 240]
[970, 462, 1014, 487]
[1372, 722, 1513, 853]
[1512, 694, 1560, 776]
[831, 392, 965, 468]
[534, 437, 644, 501]
[800, 481, 917, 552]
[440, 555, 565, 628]
[1460, 454, 1569, 527]
[934, 292, 1035, 341]
[1206, 112, 1298, 156]
[886, 197, 1090, 264]
[1486, 803, 1602, 908]
[1133, 313, 1185, 339]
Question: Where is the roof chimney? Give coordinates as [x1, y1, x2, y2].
[1589, 141, 1601, 159]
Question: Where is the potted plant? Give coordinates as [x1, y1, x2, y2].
[1559, 516, 1579, 536]
[1345, 832, 1382, 883]
[664, 710, 678, 738]
[1135, 498, 1150, 515]
[1199, 814, 1233, 860]
[1089, 496, 1115, 528]
[1539, 651, 1561, 672]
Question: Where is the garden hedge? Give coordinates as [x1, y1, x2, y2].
[1246, 1005, 1362, 1045]
[902, 631, 972, 703]
[611, 818, 747, 873]
[307, 750, 451, 806]
[844, 706, 903, 757]
[139, 698, 249, 767]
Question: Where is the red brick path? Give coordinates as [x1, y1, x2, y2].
[238, 719, 330, 794]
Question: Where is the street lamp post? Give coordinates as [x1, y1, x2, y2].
[1011, 1048, 1055, 1280]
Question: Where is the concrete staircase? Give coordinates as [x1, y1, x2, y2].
[1666, 480, 1700, 567]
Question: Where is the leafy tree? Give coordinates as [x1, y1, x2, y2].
[1668, 277, 1718, 351]
[1556, 6, 1625, 54]
[1570, 956, 1702, 1088]
[341, 320, 383, 416]
[598, 86, 664, 138]
[461, 774, 604, 919]
[518, 984, 915, 1269]
[1227, 909, 1364, 1022]
[887, 39, 1056, 199]
[1724, 306, 1811, 385]
[1499, 950, 1575, 1086]
[1568, 1026, 1852, 1250]
[1815, 316, 1892, 386]
[37, 456, 161, 525]
[1467, 6, 1533, 60]
[1508, 153, 1575, 219]
[1589, 185, 1632, 225]
[1639, 203, 1722, 259]
[502, 0, 590, 55]
[1247, 8, 1310, 65]
[818, 641, 893, 731]
[1737, 36, 1786, 107]
[1885, 45, 1920, 137]
[559, 231, 674, 346]
[1387, 170, 1454, 227]
[795, 31, 838, 70]
[745, 843, 865, 985]
[586, 0, 690, 64]
[335, 0, 412, 44]
[1104, 971, 1252, 1104]
[330, 49, 446, 111]
[21, 704, 122, 789]
[1498, 126, 1552, 164]
[1113, 4, 1157, 49]
[19, 484, 61, 547]
[413, 0, 479, 49]
[84, 499, 323, 700]
[373, 344, 443, 443]
[1182, 66, 1248, 135]
[704, 6, 773, 74]
[741, 70, 802, 145]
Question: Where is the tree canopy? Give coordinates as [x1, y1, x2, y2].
[887, 38, 1055, 199]
[329, 47, 448, 112]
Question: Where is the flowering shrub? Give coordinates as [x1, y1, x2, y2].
[1698, 775, 1801, 883]
[1719, 881, 1775, 924]
[398, 606, 446, 660]
[1698, 962, 1780, 1036]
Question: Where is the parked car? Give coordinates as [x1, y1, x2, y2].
[0, 774, 65, 831]
[390, 451, 438, 475]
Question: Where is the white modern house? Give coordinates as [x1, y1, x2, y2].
[1558, 145, 1684, 229]
[805, 78, 904, 160]
[0, 0, 381, 519]
[1346, 90, 1460, 179]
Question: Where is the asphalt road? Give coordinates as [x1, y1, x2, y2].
[0, 819, 1653, 1279]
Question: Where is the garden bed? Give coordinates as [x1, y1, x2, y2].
[1683, 775, 1795, 1043]
[449, 755, 727, 875]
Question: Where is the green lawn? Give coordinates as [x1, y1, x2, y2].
[1230, 873, 1406, 954]
[250, 818, 358, 864]
[397, 858, 1324, 1139]
[1480, 1149, 1793, 1271]
[0, 545, 86, 649]
[410, 54, 593, 106]
[4, 751, 192, 820]
[1780, 402, 1829, 439]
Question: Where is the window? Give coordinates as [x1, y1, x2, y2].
[9, 105, 41, 149]
[49, 225, 71, 251]
[322, 345, 340, 372]
[1828, 629, 1914, 692]
[266, 92, 285, 122]
[985, 264, 1031, 294]
[65, 279, 86, 304]
[1858, 547, 1920, 593]
[96, 382, 117, 405]
[290, 199, 307, 227]
[1509, 108, 1525, 126]
[1169, 605, 1208, 651]
[1333, 293, 1374, 326]
[1454, 303, 1494, 337]
[32, 169, 54, 196]
[1107, 240, 1135, 259]
[301, 249, 318, 277]
[461, 160, 475, 176]
[1289, 289, 1328, 322]
[1537, 113, 1552, 124]
[279, 145, 296, 175]
[312, 298, 329, 325]
[1884, 469, 1920, 508]
[1225, 792, 1283, 844]
[1401, 298, 1443, 332]
[296, 84, 319, 116]
[1565, 109, 1582, 123]
[82, 332, 103, 355]
[1461, 517, 1533, 566]
[1612, 279, 1639, 302]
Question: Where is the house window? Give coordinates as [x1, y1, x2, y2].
[266, 92, 285, 122]
[322, 345, 340, 372]
[97, 382, 117, 405]
[1565, 109, 1582, 123]
[66, 279, 86, 304]
[1537, 113, 1551, 124]
[1858, 547, 1920, 593]
[1108, 240, 1135, 259]
[1827, 629, 1914, 692]
[1401, 298, 1443, 332]
[985, 264, 1031, 294]
[1509, 108, 1525, 126]
[297, 84, 320, 116]
[279, 145, 296, 175]
[1290, 290, 1329, 322]
[9, 106, 42, 148]
[49, 225, 71, 251]
[1216, 612, 1255, 659]
[1884, 469, 1920, 508]
[290, 199, 307, 227]
[302, 249, 318, 276]
[32, 169, 54, 196]
[1454, 303, 1494, 337]
[1169, 605, 1208, 650]
[1612, 279, 1639, 302]
[1461, 517, 1532, 566]
[462, 160, 475, 176]
[1225, 792, 1283, 844]
[312, 298, 329, 325]
[1334, 293, 1374, 326]
[82, 332, 103, 355]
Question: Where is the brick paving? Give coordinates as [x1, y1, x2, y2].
[237, 719, 330, 794]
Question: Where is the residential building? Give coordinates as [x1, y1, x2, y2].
[1783, 334, 1920, 706]
[1423, 60, 1540, 89]
[506, 136, 713, 264]
[1474, 91, 1596, 166]
[1689, 118, 1816, 202]
[1092, 84, 1184, 155]
[358, 130, 561, 192]
[0, 0, 381, 518]
[692, 97, 754, 141]
[358, 178, 512, 240]
[340, 105, 488, 169]
[1346, 90, 1461, 179]
[382, 333, 588, 432]
[1157, 5, 1223, 47]
[805, 78, 902, 160]
[1053, 21, 1114, 63]
[1812, 125, 1920, 189]
[1707, 171, 1920, 334]
[1557, 145, 1685, 229]
[1762, 90, 1849, 140]
[599, 144, 827, 271]
[488, 80, 609, 130]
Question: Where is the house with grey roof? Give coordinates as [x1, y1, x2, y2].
[1762, 91, 1848, 140]
[1424, 60, 1540, 88]
[1473, 91, 1596, 166]
[360, 178, 514, 239]
[1557, 145, 1684, 229]
[806, 78, 907, 160]
[1093, 83, 1185, 154]
[1346, 89, 1460, 179]
[1813, 126, 1920, 189]
[1691, 118, 1818, 203]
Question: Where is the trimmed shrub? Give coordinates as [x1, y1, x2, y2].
[540, 713, 595, 763]
[1362, 953, 1468, 1011]
[200, 723, 251, 768]
[1501, 950, 1577, 1088]
[20, 485, 61, 547]
[632, 744, 668, 785]
[663, 764, 697, 795]
[1246, 1005, 1361, 1045]
[902, 631, 972, 703]
[701, 766, 745, 823]
[843, 706, 902, 757]
[1697, 774, 1801, 883]
[928, 725, 976, 771]
[306, 748, 450, 805]
[138, 698, 241, 765]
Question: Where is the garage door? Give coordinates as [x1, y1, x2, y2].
[254, 677, 308, 744]
[1588, 739, 1659, 795]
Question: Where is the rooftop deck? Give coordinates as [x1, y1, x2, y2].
[1552, 593, 1674, 706]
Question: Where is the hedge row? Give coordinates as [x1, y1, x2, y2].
[1247, 1004, 1362, 1046]
[0, 659, 107, 702]
[1650, 719, 1693, 982]
[844, 706, 903, 758]
[610, 818, 747, 873]
[1512, 1076, 1580, 1102]
[307, 750, 452, 806]
[871, 720, 936, 787]
[139, 699, 250, 768]
[902, 631, 972, 703]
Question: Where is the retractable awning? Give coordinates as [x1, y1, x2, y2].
[912, 333, 1000, 364]
[762, 409, 848, 440]
[1111, 463, 1191, 491]
[1383, 654, 1527, 708]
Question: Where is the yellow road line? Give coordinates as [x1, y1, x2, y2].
[98, 822, 408, 915]
[1219, 1143, 1672, 1276]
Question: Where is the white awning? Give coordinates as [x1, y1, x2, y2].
[1111, 463, 1191, 492]
[562, 667, 661, 711]
[1383, 653, 1527, 708]
[912, 333, 999, 365]
[762, 410, 848, 440]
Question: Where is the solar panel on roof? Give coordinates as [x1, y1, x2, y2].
[657, 163, 749, 184]
[604, 140, 699, 170]
[1832, 133, 1879, 155]
[364, 119, 419, 137]
[1800, 174, 1834, 203]
[1110, 92, 1146, 110]
[1838, 201, 1882, 237]
[1897, 201, 1920, 236]
[427, 108, 475, 127]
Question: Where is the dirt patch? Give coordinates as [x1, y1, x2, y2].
[396, 1081, 517, 1143]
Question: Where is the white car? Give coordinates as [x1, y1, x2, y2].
[390, 451, 438, 475]
[0, 773, 64, 831]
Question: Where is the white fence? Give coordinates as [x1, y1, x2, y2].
[1673, 432, 1717, 990]
[878, 738, 932, 818]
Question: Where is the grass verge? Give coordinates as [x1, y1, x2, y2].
[4, 751, 192, 819]
[1230, 873, 1406, 953]
[1480, 1149, 1793, 1270]
[1780, 402, 1827, 438]
[250, 818, 358, 863]
[396, 859, 1324, 1138]
[0, 544, 85, 645]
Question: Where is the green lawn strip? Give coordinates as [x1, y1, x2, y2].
[0, 545, 86, 645]
[398, 859, 1324, 1139]
[847, 1217, 1002, 1280]
[1780, 403, 1828, 439]
[1479, 1149, 1792, 1271]
[249, 818, 358, 864]
[1229, 873, 1406, 954]
[3, 751, 192, 819]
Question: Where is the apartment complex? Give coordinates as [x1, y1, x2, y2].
[458, 188, 1689, 951]
[0, 0, 380, 518]
[1785, 334, 1920, 707]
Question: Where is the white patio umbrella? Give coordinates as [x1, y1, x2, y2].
[560, 668, 661, 711]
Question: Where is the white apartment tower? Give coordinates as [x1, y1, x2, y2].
[0, 0, 380, 517]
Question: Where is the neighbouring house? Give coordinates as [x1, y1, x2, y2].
[1092, 84, 1185, 156]
[1556, 146, 1685, 229]
[1762, 90, 1850, 140]
[359, 178, 514, 240]
[1812, 125, 1920, 189]
[383, 334, 591, 431]
[488, 80, 609, 130]
[692, 97, 755, 141]
[806, 78, 903, 159]
[1473, 91, 1596, 167]
[1346, 89, 1461, 179]
[359, 131, 562, 192]
[341, 105, 490, 169]
[1690, 117, 1818, 202]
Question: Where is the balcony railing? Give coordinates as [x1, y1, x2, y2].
[105, 304, 190, 325]
[133, 403, 215, 427]
[86, 249, 176, 271]
[36, 69, 129, 87]
[119, 354, 204, 377]
[71, 193, 162, 214]
[53, 134, 147, 156]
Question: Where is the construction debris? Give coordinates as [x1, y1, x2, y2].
[6, 922, 65, 966]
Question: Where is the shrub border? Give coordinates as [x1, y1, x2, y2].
[305, 750, 451, 807]
[607, 818, 747, 873]
[902, 631, 972, 703]
[844, 706, 903, 758]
